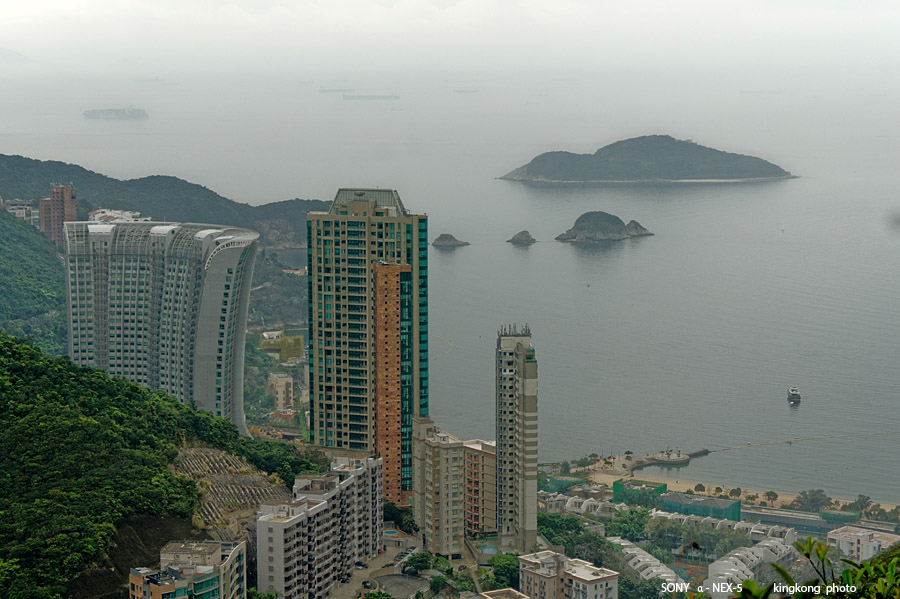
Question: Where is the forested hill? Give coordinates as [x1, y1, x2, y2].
[0, 333, 326, 599]
[501, 135, 792, 183]
[0, 153, 329, 246]
[0, 209, 67, 355]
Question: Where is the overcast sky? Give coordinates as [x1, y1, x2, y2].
[3, 0, 899, 75]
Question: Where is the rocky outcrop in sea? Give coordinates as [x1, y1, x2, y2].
[506, 230, 536, 245]
[556, 211, 653, 243]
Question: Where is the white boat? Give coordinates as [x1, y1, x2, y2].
[788, 387, 801, 403]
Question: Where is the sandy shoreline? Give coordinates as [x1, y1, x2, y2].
[583, 466, 898, 512]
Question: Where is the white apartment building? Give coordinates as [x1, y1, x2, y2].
[519, 551, 619, 599]
[827, 526, 900, 562]
[256, 457, 383, 599]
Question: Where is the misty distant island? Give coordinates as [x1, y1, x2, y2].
[557, 211, 653, 243]
[501, 135, 793, 183]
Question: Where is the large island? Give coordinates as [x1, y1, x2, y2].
[501, 135, 793, 183]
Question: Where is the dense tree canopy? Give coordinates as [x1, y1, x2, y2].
[0, 210, 67, 355]
[0, 334, 325, 599]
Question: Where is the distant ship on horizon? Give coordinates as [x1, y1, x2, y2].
[83, 107, 149, 120]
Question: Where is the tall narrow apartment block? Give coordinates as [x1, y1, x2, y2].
[39, 184, 77, 247]
[496, 324, 538, 553]
[64, 221, 258, 433]
[307, 189, 428, 503]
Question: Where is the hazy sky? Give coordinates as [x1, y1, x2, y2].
[3, 0, 899, 75]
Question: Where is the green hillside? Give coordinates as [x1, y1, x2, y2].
[0, 209, 68, 354]
[0, 154, 329, 247]
[0, 333, 326, 599]
[501, 135, 792, 182]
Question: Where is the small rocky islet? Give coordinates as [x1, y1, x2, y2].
[556, 211, 653, 243]
[431, 233, 470, 248]
[506, 230, 536, 245]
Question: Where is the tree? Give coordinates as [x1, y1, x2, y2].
[606, 507, 651, 542]
[489, 553, 520, 589]
[384, 501, 418, 533]
[714, 529, 753, 556]
[476, 568, 498, 591]
[619, 575, 665, 599]
[790, 489, 834, 512]
[367, 593, 393, 599]
[694, 483, 705, 493]
[714, 487, 723, 494]
[589, 452, 599, 459]
[737, 537, 900, 599]
[646, 518, 685, 551]
[729, 487, 743, 498]
[845, 494, 873, 513]
[765, 491, 778, 503]
[248, 590, 279, 599]
[433, 555, 452, 575]
[560, 461, 571, 474]
[429, 575, 448, 594]
[406, 551, 433, 572]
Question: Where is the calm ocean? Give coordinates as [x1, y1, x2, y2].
[2, 69, 898, 502]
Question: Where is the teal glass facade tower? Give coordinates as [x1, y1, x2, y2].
[306, 189, 428, 502]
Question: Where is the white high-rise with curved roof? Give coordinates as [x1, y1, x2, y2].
[64, 221, 259, 433]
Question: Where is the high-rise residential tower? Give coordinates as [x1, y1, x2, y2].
[64, 221, 258, 433]
[39, 184, 77, 247]
[307, 188, 428, 503]
[496, 324, 538, 552]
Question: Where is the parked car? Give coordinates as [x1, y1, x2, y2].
[362, 581, 375, 590]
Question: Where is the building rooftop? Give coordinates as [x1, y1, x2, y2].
[328, 188, 408, 216]
[463, 439, 496, 453]
[566, 558, 619, 582]
[663, 492, 738, 510]
[480, 589, 530, 599]
[160, 541, 220, 558]
[829, 525, 900, 545]
[258, 499, 326, 522]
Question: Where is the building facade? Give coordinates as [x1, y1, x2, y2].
[519, 551, 619, 599]
[463, 438, 497, 538]
[267, 372, 295, 412]
[129, 541, 246, 599]
[306, 188, 428, 503]
[89, 208, 151, 222]
[39, 184, 77, 247]
[826, 526, 900, 561]
[412, 418, 496, 557]
[496, 325, 538, 552]
[2, 198, 41, 227]
[64, 221, 258, 433]
[256, 457, 383, 599]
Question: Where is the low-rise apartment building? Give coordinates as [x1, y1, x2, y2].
[827, 526, 900, 561]
[519, 551, 619, 599]
[129, 540, 246, 599]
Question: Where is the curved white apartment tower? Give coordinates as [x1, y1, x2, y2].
[64, 222, 258, 434]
